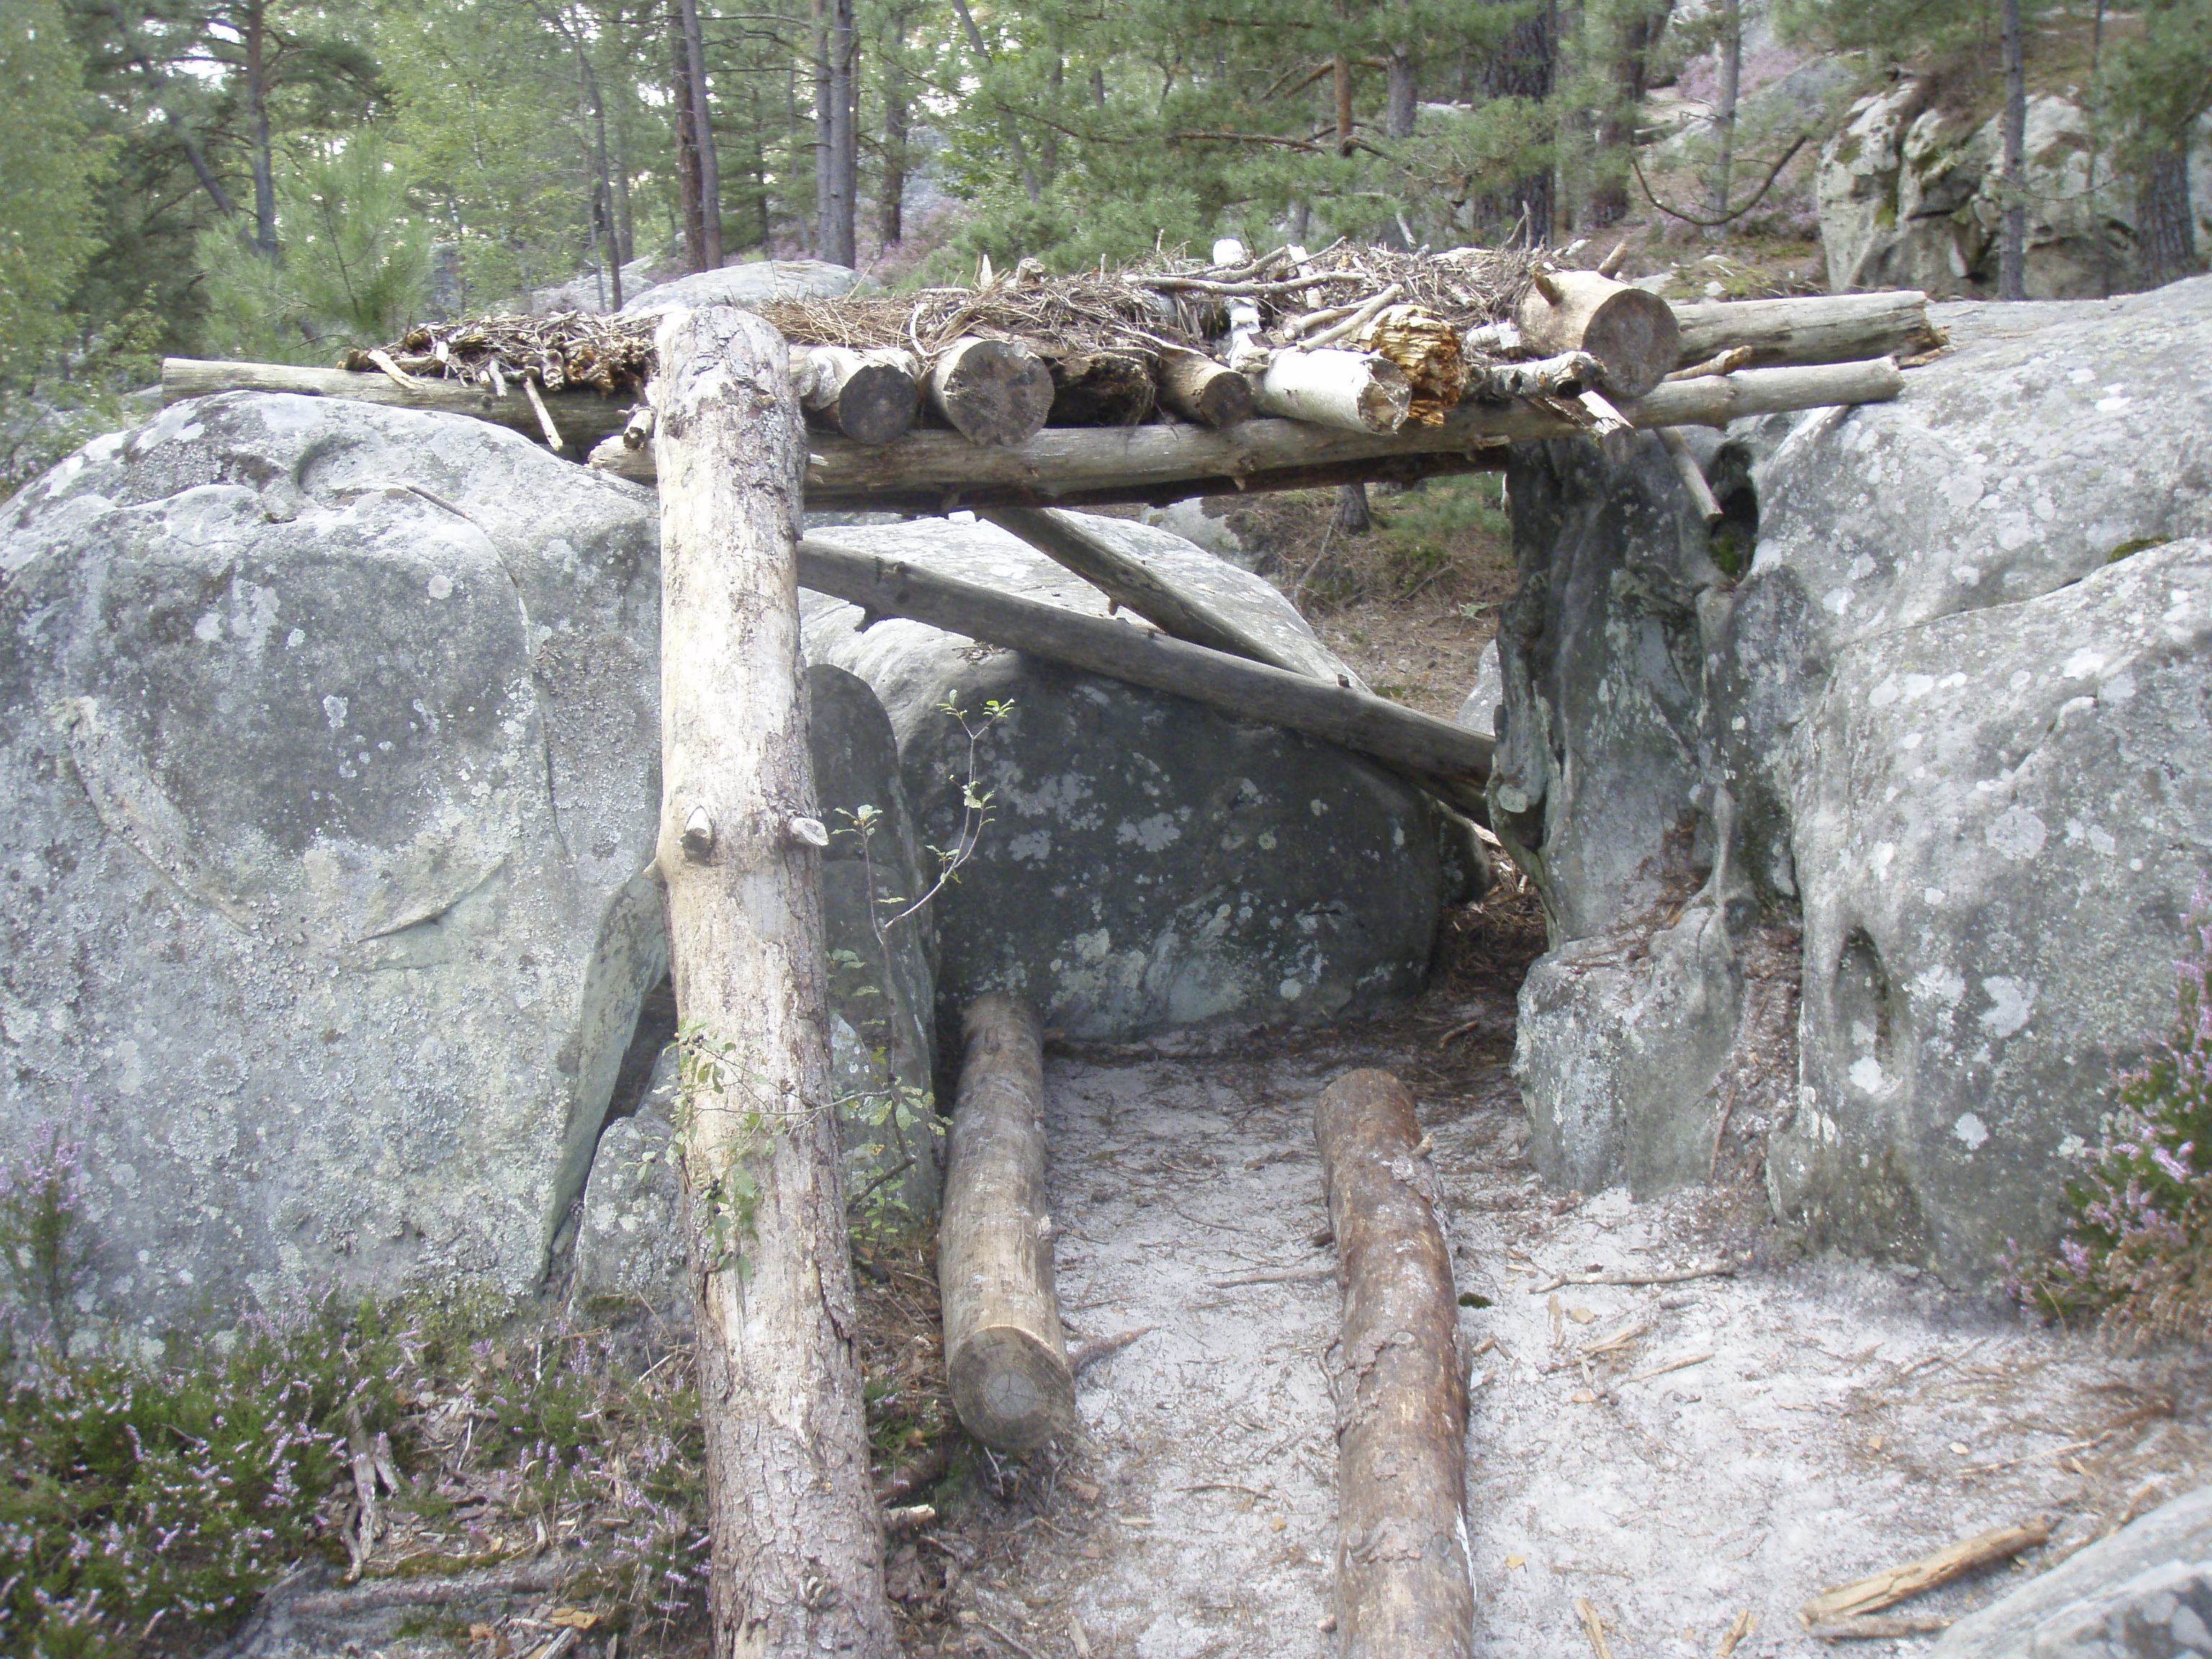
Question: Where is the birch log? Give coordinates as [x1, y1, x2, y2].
[794, 345, 922, 444]
[938, 994, 1074, 1454]
[1516, 269, 1681, 398]
[928, 334, 1056, 447]
[652, 306, 899, 1659]
[1253, 349, 1413, 434]
[1316, 1070, 1474, 1659]
[1671, 290, 1938, 369]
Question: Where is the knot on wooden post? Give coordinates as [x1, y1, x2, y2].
[786, 815, 830, 848]
[682, 804, 715, 858]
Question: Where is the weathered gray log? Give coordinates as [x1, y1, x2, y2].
[795, 344, 922, 444]
[1657, 428, 1725, 525]
[928, 334, 1055, 447]
[1316, 1069, 1473, 1659]
[938, 993, 1074, 1454]
[1254, 348, 1413, 433]
[1045, 348, 1155, 426]
[1465, 348, 1604, 401]
[796, 537, 1493, 786]
[166, 354, 1903, 511]
[1671, 289, 1938, 369]
[653, 307, 899, 1656]
[976, 505, 1310, 673]
[163, 356, 637, 448]
[1155, 343, 1254, 428]
[1516, 269, 1681, 398]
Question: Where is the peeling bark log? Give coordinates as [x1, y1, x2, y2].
[1154, 344, 1254, 428]
[653, 306, 898, 1659]
[795, 538, 1493, 787]
[938, 994, 1074, 1454]
[1253, 349, 1413, 433]
[1515, 269, 1680, 397]
[1315, 1069, 1473, 1659]
[928, 335, 1055, 447]
[794, 346, 922, 445]
[1669, 291, 1936, 369]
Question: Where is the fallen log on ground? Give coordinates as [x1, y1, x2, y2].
[977, 505, 1312, 673]
[928, 335, 1056, 447]
[589, 358, 1907, 507]
[938, 993, 1074, 1455]
[1315, 1069, 1474, 1659]
[1514, 269, 1681, 398]
[795, 345, 922, 444]
[1671, 290, 1940, 370]
[795, 537, 1494, 786]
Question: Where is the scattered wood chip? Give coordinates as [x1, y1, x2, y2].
[1576, 1596, 1616, 1659]
[1716, 1608, 1755, 1658]
[883, 1503, 937, 1534]
[1805, 1613, 1954, 1641]
[1798, 1521, 2051, 1627]
[1624, 1351, 1715, 1385]
[1568, 1306, 1598, 1325]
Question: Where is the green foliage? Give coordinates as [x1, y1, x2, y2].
[0, 0, 109, 385]
[2105, 0, 2212, 166]
[0, 1126, 96, 1354]
[195, 132, 431, 363]
[2015, 888, 2212, 1349]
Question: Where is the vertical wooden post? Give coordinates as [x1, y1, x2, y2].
[654, 306, 899, 1659]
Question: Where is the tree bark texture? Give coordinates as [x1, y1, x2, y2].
[1254, 349, 1413, 433]
[1315, 1069, 1473, 1659]
[1515, 271, 1681, 397]
[1334, 481, 1373, 534]
[2136, 145, 2199, 288]
[1154, 344, 1254, 428]
[795, 537, 1495, 787]
[2000, 0, 2028, 301]
[938, 994, 1075, 1454]
[652, 305, 897, 1659]
[1705, 0, 1740, 238]
[1668, 291, 1936, 368]
[670, 6, 709, 272]
[678, 0, 724, 269]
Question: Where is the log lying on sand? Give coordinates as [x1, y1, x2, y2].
[1254, 347, 1413, 433]
[797, 536, 1494, 787]
[938, 994, 1074, 1455]
[977, 505, 1310, 673]
[1671, 290, 1939, 370]
[794, 345, 922, 445]
[1515, 269, 1681, 398]
[1316, 1070, 1474, 1659]
[928, 335, 1056, 448]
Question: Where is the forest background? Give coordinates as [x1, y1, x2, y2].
[1, 0, 2207, 491]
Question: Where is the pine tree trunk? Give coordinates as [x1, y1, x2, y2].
[1335, 482, 1373, 535]
[670, 8, 708, 273]
[830, 0, 857, 266]
[1387, 46, 1417, 140]
[245, 0, 279, 260]
[652, 305, 899, 1659]
[1999, 0, 2028, 301]
[1704, 0, 1740, 240]
[680, 0, 724, 267]
[2136, 145, 2198, 289]
[1475, 0, 1555, 241]
[879, 52, 910, 248]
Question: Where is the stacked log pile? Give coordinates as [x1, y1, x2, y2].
[163, 239, 1942, 511]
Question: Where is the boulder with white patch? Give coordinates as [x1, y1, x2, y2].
[0, 392, 667, 1337]
[801, 516, 1442, 1042]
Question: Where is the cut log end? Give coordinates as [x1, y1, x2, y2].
[930, 336, 1056, 449]
[800, 346, 923, 446]
[946, 1325, 1074, 1453]
[1516, 271, 1681, 400]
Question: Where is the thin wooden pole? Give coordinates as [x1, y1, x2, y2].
[653, 305, 898, 1659]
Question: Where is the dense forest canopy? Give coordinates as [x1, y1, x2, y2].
[1, 0, 2206, 482]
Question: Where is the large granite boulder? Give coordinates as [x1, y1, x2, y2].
[1493, 278, 2212, 1282]
[0, 393, 667, 1337]
[801, 516, 1444, 1043]
[1818, 78, 2212, 297]
[1930, 1487, 2212, 1659]
[619, 259, 873, 318]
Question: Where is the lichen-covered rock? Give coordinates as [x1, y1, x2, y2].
[619, 258, 873, 317]
[0, 393, 667, 1336]
[801, 515, 1441, 1042]
[1493, 279, 2212, 1281]
[1930, 1486, 2212, 1659]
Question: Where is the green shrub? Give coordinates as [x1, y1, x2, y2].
[2015, 887, 2212, 1349]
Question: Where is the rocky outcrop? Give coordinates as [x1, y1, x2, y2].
[1818, 78, 2212, 298]
[1, 392, 668, 1335]
[1493, 278, 2212, 1283]
[1929, 1485, 2212, 1659]
[802, 516, 1444, 1043]
[619, 259, 873, 318]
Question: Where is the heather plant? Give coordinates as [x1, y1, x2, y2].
[2018, 889, 2212, 1349]
[0, 1123, 97, 1354]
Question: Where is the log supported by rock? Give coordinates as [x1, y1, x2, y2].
[652, 306, 898, 1658]
[1315, 1069, 1474, 1659]
[1514, 270, 1681, 398]
[1670, 290, 1939, 369]
[794, 536, 1494, 787]
[937, 993, 1074, 1454]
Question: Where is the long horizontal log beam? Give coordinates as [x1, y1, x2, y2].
[163, 356, 1905, 513]
[795, 537, 1493, 787]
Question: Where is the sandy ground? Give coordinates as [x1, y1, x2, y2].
[919, 992, 2212, 1659]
